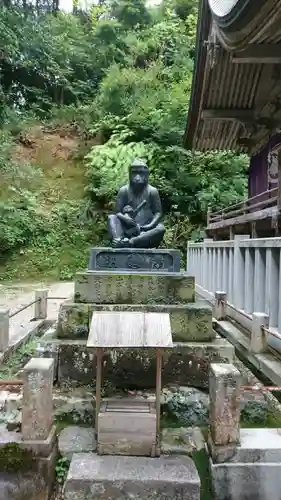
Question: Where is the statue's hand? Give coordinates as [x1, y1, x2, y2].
[123, 205, 134, 216]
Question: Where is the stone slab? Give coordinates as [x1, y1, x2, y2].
[210, 454, 281, 500]
[210, 428, 281, 464]
[58, 426, 96, 460]
[39, 332, 234, 389]
[74, 271, 195, 304]
[57, 301, 214, 342]
[161, 427, 205, 456]
[64, 453, 200, 500]
[88, 247, 181, 272]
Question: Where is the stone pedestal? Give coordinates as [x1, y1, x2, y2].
[88, 247, 181, 272]
[74, 270, 195, 304]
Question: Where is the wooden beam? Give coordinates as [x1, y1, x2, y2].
[202, 109, 255, 122]
[232, 45, 281, 64]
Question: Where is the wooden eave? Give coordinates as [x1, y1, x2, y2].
[184, 0, 281, 154]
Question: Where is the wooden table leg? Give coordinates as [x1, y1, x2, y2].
[155, 348, 162, 456]
[95, 348, 103, 435]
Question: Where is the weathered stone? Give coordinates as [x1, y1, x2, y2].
[88, 247, 181, 272]
[35, 342, 59, 382]
[22, 358, 54, 441]
[161, 427, 205, 455]
[209, 363, 241, 447]
[54, 338, 234, 389]
[0, 307, 9, 352]
[0, 472, 45, 500]
[64, 453, 200, 500]
[57, 301, 214, 342]
[74, 270, 195, 304]
[58, 426, 96, 460]
[210, 429, 281, 500]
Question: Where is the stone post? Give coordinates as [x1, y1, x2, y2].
[251, 312, 269, 353]
[22, 357, 54, 441]
[209, 363, 241, 447]
[214, 291, 227, 320]
[34, 289, 48, 320]
[0, 307, 9, 352]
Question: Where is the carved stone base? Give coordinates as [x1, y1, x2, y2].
[88, 247, 181, 273]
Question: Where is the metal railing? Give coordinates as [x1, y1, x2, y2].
[0, 289, 68, 353]
[187, 235, 281, 355]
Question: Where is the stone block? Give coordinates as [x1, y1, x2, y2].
[74, 270, 195, 304]
[58, 426, 96, 460]
[88, 247, 181, 272]
[211, 460, 281, 500]
[161, 427, 205, 455]
[22, 358, 54, 441]
[98, 399, 156, 456]
[57, 301, 213, 341]
[53, 338, 234, 389]
[209, 363, 241, 447]
[210, 429, 281, 500]
[64, 453, 200, 500]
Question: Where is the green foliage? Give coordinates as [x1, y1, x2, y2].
[55, 455, 70, 484]
[0, 0, 249, 281]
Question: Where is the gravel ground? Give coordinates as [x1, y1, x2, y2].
[0, 281, 74, 345]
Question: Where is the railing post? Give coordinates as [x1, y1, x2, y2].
[214, 291, 227, 320]
[251, 312, 269, 353]
[0, 307, 9, 351]
[34, 289, 48, 320]
[233, 234, 249, 309]
[203, 238, 212, 289]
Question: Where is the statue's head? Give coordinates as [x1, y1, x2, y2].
[129, 158, 149, 191]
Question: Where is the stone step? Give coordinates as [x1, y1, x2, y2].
[39, 333, 234, 389]
[74, 270, 195, 305]
[57, 301, 213, 342]
[63, 453, 200, 500]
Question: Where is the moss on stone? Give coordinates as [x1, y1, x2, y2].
[0, 443, 34, 473]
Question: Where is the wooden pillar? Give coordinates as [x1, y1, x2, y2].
[155, 348, 162, 457]
[95, 348, 103, 433]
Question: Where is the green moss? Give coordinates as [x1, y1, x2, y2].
[191, 448, 213, 500]
[0, 443, 34, 473]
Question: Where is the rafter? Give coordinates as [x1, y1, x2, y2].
[232, 45, 281, 64]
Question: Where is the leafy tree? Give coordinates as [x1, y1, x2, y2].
[0, 0, 249, 273]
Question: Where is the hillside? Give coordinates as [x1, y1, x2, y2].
[0, 125, 102, 281]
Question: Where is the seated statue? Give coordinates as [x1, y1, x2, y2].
[108, 159, 165, 248]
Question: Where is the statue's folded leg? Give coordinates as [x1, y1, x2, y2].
[108, 214, 124, 240]
[130, 223, 165, 249]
